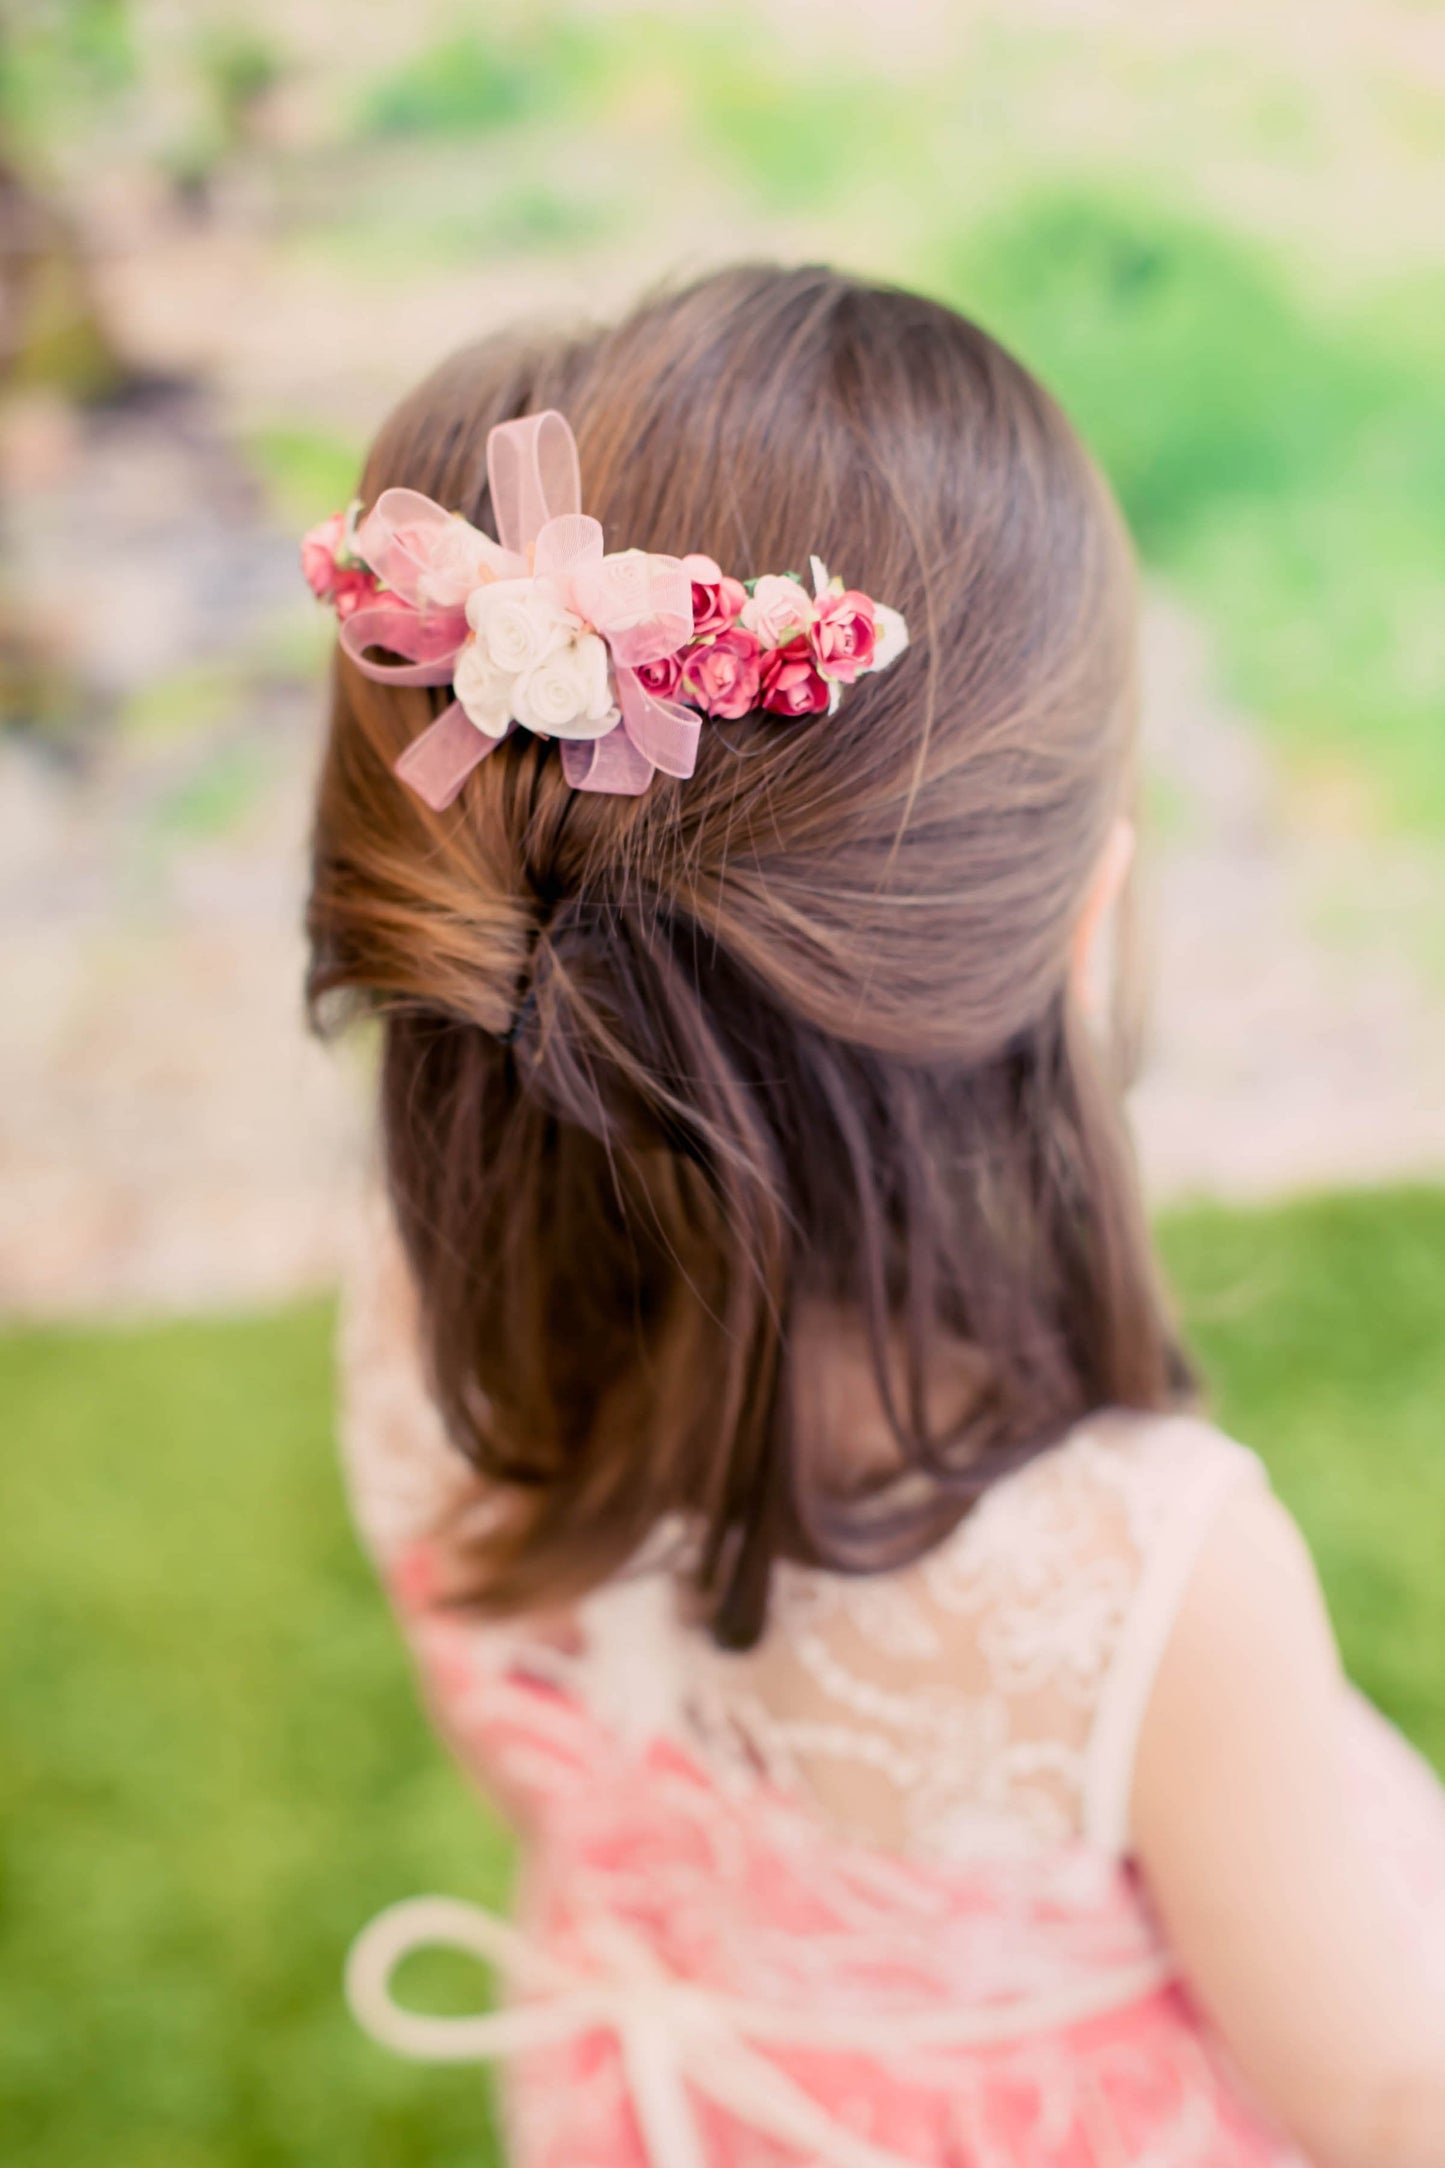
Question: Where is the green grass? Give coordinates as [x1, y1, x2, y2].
[352, 13, 602, 142]
[936, 188, 1445, 828]
[246, 426, 364, 532]
[1159, 1187, 1445, 1769]
[3, 1187, 1443, 2161]
[0, 1305, 510, 2168]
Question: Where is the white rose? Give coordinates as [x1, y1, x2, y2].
[511, 629, 617, 740]
[868, 603, 910, 672]
[467, 577, 579, 675]
[452, 638, 515, 738]
[739, 574, 814, 648]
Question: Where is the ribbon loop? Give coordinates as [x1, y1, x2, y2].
[339, 601, 469, 687]
[356, 489, 519, 608]
[532, 511, 605, 588]
[487, 409, 582, 559]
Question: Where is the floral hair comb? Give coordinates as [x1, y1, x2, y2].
[301, 409, 909, 807]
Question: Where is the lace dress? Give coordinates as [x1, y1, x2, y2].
[337, 1219, 1445, 2168]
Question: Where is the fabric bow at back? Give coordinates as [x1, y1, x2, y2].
[338, 411, 698, 808]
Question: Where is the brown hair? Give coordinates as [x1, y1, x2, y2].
[307, 264, 1188, 1648]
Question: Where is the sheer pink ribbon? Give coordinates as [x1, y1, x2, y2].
[338, 411, 698, 808]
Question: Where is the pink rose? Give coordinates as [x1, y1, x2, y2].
[300, 512, 346, 601]
[681, 625, 762, 719]
[682, 553, 748, 639]
[810, 589, 877, 683]
[739, 573, 814, 649]
[759, 636, 830, 718]
[633, 649, 684, 700]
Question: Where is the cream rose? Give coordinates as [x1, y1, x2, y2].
[467, 577, 578, 675]
[452, 639, 515, 738]
[739, 574, 814, 648]
[868, 603, 910, 671]
[511, 629, 617, 739]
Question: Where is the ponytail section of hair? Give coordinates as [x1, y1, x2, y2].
[374, 903, 798, 1648]
[306, 265, 1191, 1649]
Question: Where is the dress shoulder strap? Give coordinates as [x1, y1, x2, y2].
[1071, 1413, 1267, 1855]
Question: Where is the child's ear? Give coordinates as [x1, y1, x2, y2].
[1070, 816, 1136, 1024]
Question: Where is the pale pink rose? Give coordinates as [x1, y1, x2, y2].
[681, 626, 762, 719]
[300, 512, 346, 600]
[633, 649, 684, 700]
[739, 573, 814, 649]
[810, 589, 878, 683]
[682, 554, 749, 639]
[759, 635, 830, 718]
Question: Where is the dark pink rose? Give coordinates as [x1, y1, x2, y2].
[300, 511, 346, 600]
[682, 553, 748, 639]
[633, 649, 684, 699]
[811, 589, 877, 683]
[331, 567, 379, 620]
[760, 635, 830, 718]
[681, 625, 762, 719]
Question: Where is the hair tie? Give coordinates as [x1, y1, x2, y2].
[497, 983, 537, 1049]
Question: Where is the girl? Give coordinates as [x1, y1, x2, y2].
[304, 266, 1445, 2167]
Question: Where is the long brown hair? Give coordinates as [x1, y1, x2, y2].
[307, 264, 1188, 1648]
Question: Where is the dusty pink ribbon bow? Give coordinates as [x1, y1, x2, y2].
[338, 411, 698, 808]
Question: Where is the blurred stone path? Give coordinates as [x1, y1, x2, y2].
[2, 394, 1443, 1318]
[1133, 600, 1445, 1200]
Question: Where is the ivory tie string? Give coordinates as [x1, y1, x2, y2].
[346, 1895, 1174, 2168]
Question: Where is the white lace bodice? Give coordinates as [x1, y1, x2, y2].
[669, 1415, 1260, 1865]
[339, 1207, 1262, 1871]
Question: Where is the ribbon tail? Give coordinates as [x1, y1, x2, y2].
[616, 669, 702, 780]
[619, 2016, 712, 2168]
[686, 2031, 925, 2168]
[394, 703, 506, 811]
[561, 725, 656, 796]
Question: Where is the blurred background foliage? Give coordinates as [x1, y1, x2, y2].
[3, 3, 1443, 2161]
[3, 0, 1442, 819]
